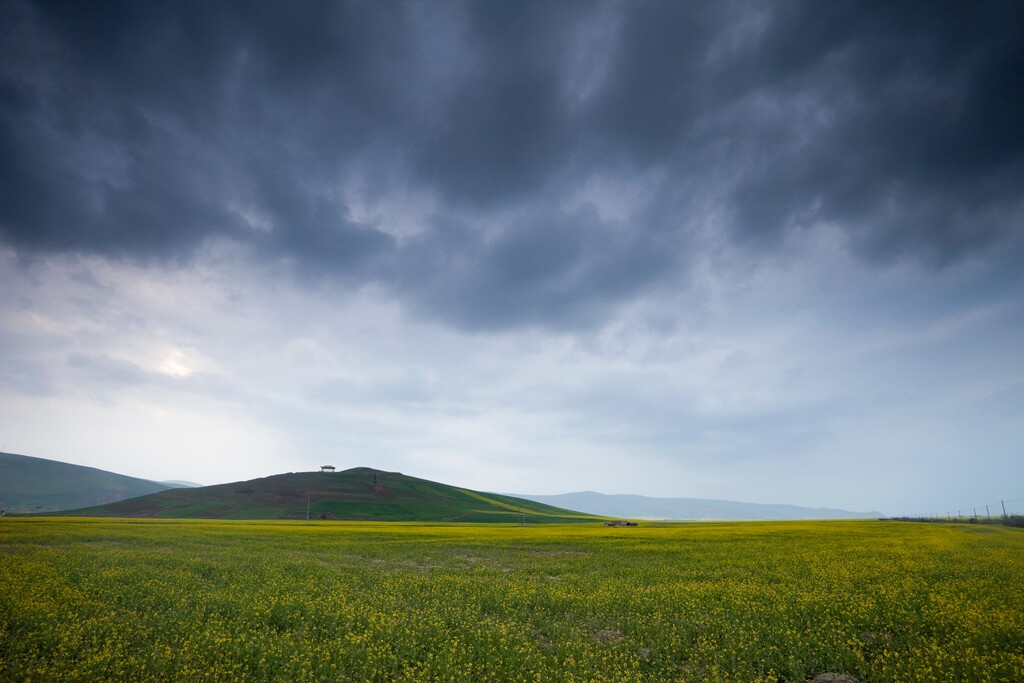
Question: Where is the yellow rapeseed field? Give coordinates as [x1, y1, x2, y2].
[0, 519, 1021, 681]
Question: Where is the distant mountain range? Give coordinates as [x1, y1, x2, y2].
[0, 452, 172, 513]
[510, 491, 884, 520]
[160, 480, 203, 488]
[2, 451, 882, 521]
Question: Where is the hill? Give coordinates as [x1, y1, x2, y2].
[66, 467, 602, 523]
[510, 491, 884, 520]
[0, 452, 171, 513]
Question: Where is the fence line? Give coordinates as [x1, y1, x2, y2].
[888, 496, 1024, 526]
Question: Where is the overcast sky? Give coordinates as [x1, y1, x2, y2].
[2, 1, 1022, 515]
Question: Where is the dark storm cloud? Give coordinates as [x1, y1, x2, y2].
[2, 0, 1021, 327]
[716, 2, 1024, 262]
[392, 196, 681, 330]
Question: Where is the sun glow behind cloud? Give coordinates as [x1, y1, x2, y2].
[159, 350, 196, 378]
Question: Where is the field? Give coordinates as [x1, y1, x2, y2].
[1, 519, 1022, 682]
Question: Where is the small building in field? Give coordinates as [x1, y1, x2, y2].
[604, 520, 638, 527]
[320, 465, 336, 473]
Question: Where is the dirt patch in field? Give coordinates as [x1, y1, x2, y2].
[856, 631, 896, 659]
[530, 629, 556, 653]
[594, 628, 624, 644]
[526, 549, 591, 557]
[809, 673, 859, 683]
[857, 631, 895, 645]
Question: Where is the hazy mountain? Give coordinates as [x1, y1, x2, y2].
[2, 450, 882, 521]
[510, 491, 884, 521]
[64, 468, 602, 523]
[0, 452, 171, 513]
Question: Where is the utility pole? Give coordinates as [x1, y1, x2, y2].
[973, 507, 978, 519]
[986, 504, 991, 520]
[306, 496, 310, 526]
[1002, 500, 1007, 518]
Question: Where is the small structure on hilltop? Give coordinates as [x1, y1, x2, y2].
[604, 520, 638, 527]
[320, 465, 336, 473]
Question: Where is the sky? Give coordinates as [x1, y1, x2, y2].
[1, 1, 1022, 516]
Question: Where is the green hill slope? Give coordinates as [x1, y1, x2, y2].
[0, 452, 171, 513]
[66, 467, 603, 523]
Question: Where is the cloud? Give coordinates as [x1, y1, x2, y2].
[3, 1, 1020, 332]
[1, 2, 1022, 512]
[721, 4, 1024, 263]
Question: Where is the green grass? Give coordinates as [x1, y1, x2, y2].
[0, 452, 169, 512]
[62, 467, 600, 523]
[1, 518, 1022, 681]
